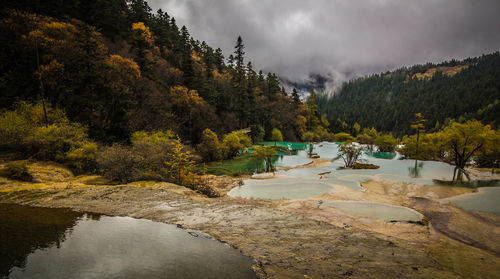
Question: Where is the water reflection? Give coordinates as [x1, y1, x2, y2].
[321, 201, 423, 222]
[408, 160, 424, 178]
[364, 151, 397, 160]
[229, 178, 334, 199]
[1, 204, 257, 279]
[216, 142, 492, 188]
[452, 167, 470, 182]
[0, 204, 84, 277]
[206, 143, 311, 175]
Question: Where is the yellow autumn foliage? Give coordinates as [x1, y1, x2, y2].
[105, 54, 141, 79]
[131, 22, 154, 45]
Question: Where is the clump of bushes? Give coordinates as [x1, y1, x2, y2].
[197, 129, 222, 161]
[249, 125, 265, 143]
[5, 161, 33, 181]
[333, 132, 355, 142]
[96, 144, 143, 183]
[196, 129, 253, 162]
[356, 127, 379, 150]
[301, 126, 334, 142]
[185, 175, 220, 198]
[0, 102, 97, 173]
[374, 133, 398, 152]
[270, 128, 283, 144]
[97, 130, 192, 183]
[96, 130, 219, 196]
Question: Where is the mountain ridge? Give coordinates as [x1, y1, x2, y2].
[316, 51, 500, 135]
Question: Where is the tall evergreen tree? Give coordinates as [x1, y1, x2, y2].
[246, 61, 257, 124]
[233, 36, 248, 127]
[292, 88, 301, 105]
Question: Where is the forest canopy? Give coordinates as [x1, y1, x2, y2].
[0, 2, 305, 143]
[316, 52, 500, 136]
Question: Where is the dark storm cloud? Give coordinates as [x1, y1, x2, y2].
[147, 0, 500, 90]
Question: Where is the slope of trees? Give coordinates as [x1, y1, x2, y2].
[0, 2, 305, 143]
[317, 52, 500, 136]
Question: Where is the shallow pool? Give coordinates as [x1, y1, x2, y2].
[320, 201, 423, 222]
[446, 187, 500, 214]
[228, 142, 498, 211]
[0, 204, 257, 279]
[228, 178, 334, 200]
[205, 147, 311, 176]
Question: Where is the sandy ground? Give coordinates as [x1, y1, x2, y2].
[0, 161, 499, 278]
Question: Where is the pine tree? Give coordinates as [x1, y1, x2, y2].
[246, 61, 257, 124]
[306, 88, 320, 129]
[233, 36, 248, 128]
[292, 88, 301, 105]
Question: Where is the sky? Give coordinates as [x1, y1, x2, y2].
[147, 0, 500, 92]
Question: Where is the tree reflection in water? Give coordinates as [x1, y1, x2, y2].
[408, 160, 424, 178]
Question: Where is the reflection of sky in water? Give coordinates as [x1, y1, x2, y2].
[274, 150, 311, 167]
[448, 187, 500, 214]
[321, 201, 423, 222]
[8, 216, 256, 279]
[229, 178, 333, 199]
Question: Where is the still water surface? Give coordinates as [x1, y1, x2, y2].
[0, 204, 256, 279]
[228, 142, 499, 215]
[446, 187, 500, 214]
[320, 201, 423, 222]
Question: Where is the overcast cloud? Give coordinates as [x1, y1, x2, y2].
[147, 0, 500, 90]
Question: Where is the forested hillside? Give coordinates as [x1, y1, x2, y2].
[317, 52, 500, 136]
[1, 0, 304, 143]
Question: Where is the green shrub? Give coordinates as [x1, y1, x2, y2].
[131, 130, 175, 143]
[334, 132, 355, 143]
[197, 128, 222, 161]
[252, 145, 277, 172]
[0, 102, 97, 172]
[221, 133, 244, 158]
[97, 131, 198, 185]
[250, 125, 265, 143]
[270, 128, 283, 143]
[65, 142, 99, 173]
[301, 131, 316, 142]
[30, 123, 90, 161]
[0, 110, 33, 148]
[5, 161, 33, 181]
[96, 144, 143, 183]
[374, 133, 398, 152]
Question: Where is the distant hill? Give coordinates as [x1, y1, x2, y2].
[316, 52, 500, 135]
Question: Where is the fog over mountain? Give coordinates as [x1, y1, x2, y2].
[148, 0, 500, 92]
